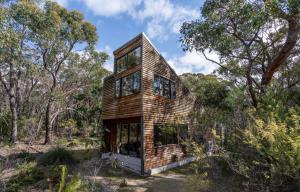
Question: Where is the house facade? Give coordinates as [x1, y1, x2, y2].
[102, 33, 196, 175]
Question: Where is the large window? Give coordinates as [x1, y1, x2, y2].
[116, 47, 141, 73]
[115, 71, 141, 97]
[154, 124, 188, 146]
[116, 123, 141, 157]
[153, 75, 176, 99]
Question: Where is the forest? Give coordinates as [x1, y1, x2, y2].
[1, 0, 300, 192]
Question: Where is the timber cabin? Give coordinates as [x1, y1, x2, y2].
[102, 33, 196, 175]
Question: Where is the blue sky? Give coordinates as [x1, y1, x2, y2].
[53, 0, 218, 74]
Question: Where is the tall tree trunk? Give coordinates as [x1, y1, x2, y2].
[44, 74, 56, 144]
[44, 99, 53, 144]
[9, 94, 18, 143]
[9, 64, 18, 143]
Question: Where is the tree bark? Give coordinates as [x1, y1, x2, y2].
[9, 63, 18, 143]
[44, 99, 53, 144]
[261, 18, 300, 85]
[44, 72, 56, 144]
[9, 94, 18, 143]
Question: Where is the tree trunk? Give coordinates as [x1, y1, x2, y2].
[261, 18, 300, 85]
[44, 73, 56, 144]
[8, 63, 18, 143]
[44, 99, 53, 144]
[9, 95, 18, 143]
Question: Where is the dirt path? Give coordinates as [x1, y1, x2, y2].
[113, 173, 188, 192]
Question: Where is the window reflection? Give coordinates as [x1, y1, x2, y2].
[116, 47, 141, 73]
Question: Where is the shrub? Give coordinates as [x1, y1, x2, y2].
[38, 147, 76, 166]
[15, 151, 35, 162]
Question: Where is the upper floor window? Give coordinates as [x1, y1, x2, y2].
[153, 75, 176, 99]
[115, 71, 141, 97]
[116, 47, 141, 73]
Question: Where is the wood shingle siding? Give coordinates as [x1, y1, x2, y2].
[102, 33, 196, 175]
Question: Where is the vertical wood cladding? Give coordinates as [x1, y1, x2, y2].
[102, 33, 195, 174]
[141, 35, 195, 173]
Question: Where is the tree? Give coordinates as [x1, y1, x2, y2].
[12, 1, 98, 144]
[180, 0, 300, 107]
[0, 0, 35, 142]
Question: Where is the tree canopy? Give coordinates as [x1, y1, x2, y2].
[180, 0, 300, 107]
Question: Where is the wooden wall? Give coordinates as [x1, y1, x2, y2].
[102, 33, 196, 174]
[141, 35, 195, 173]
[102, 35, 143, 120]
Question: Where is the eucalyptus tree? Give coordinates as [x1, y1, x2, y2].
[0, 0, 36, 142]
[180, 0, 300, 107]
[12, 0, 98, 144]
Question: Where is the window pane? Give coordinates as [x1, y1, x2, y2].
[171, 81, 176, 99]
[120, 124, 129, 155]
[116, 56, 127, 73]
[165, 124, 177, 144]
[132, 71, 141, 93]
[122, 75, 133, 96]
[154, 75, 161, 95]
[128, 124, 141, 157]
[115, 79, 121, 97]
[154, 124, 164, 146]
[128, 47, 141, 69]
[162, 78, 170, 98]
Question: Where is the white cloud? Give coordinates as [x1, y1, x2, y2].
[52, 0, 68, 7]
[75, 0, 199, 41]
[134, 0, 199, 41]
[167, 50, 219, 75]
[78, 0, 142, 17]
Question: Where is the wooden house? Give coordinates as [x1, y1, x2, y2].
[102, 33, 196, 175]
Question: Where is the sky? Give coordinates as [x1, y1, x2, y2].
[53, 0, 218, 75]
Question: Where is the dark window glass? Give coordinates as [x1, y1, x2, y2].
[153, 75, 175, 99]
[121, 71, 140, 97]
[154, 124, 188, 146]
[116, 47, 141, 73]
[162, 78, 170, 98]
[116, 55, 127, 73]
[128, 47, 141, 69]
[132, 71, 141, 93]
[154, 124, 164, 146]
[116, 123, 141, 157]
[115, 79, 121, 97]
[120, 124, 129, 155]
[122, 75, 133, 96]
[170, 81, 176, 99]
[154, 75, 162, 95]
[128, 124, 141, 157]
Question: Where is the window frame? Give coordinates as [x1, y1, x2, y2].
[115, 71, 141, 98]
[153, 123, 188, 147]
[153, 74, 176, 99]
[116, 123, 141, 157]
[115, 46, 142, 74]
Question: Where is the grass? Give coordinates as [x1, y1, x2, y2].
[37, 147, 76, 166]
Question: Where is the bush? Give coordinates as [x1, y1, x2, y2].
[15, 151, 35, 162]
[4, 162, 45, 192]
[38, 147, 76, 166]
[224, 107, 300, 191]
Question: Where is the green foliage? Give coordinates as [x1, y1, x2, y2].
[57, 165, 67, 192]
[15, 150, 35, 162]
[225, 107, 300, 191]
[38, 147, 76, 166]
[0, 108, 11, 143]
[5, 162, 45, 192]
